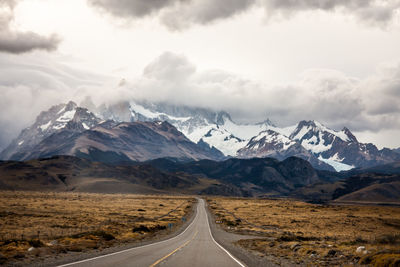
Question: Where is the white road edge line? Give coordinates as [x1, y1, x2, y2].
[56, 201, 200, 267]
[203, 199, 246, 267]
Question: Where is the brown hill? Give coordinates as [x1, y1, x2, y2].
[0, 156, 241, 196]
[292, 173, 400, 204]
[334, 181, 400, 204]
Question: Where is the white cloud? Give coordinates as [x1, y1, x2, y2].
[1, 51, 399, 150]
[0, 0, 60, 54]
[127, 52, 400, 138]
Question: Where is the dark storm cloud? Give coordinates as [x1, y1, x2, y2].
[87, 0, 400, 30]
[0, 0, 60, 54]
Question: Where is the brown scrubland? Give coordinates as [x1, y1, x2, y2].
[207, 197, 400, 266]
[0, 191, 194, 265]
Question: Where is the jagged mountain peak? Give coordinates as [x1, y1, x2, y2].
[237, 129, 335, 171]
[215, 111, 232, 125]
[256, 118, 276, 127]
[66, 100, 78, 109]
[290, 120, 352, 143]
[0, 101, 101, 160]
[341, 127, 358, 143]
[242, 129, 297, 154]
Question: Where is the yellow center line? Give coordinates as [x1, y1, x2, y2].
[149, 230, 199, 267]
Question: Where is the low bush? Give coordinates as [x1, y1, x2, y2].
[277, 234, 320, 242]
[70, 230, 115, 241]
[375, 234, 400, 245]
[359, 251, 400, 267]
[132, 224, 167, 233]
[28, 239, 44, 248]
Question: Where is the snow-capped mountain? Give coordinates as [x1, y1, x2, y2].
[0, 101, 101, 160]
[95, 100, 274, 156]
[236, 130, 335, 171]
[289, 120, 400, 170]
[2, 100, 399, 172]
[0, 101, 225, 162]
[88, 100, 400, 171]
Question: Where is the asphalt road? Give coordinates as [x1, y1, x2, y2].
[58, 199, 245, 267]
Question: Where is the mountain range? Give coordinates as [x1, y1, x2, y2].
[0, 101, 223, 163]
[1, 100, 400, 172]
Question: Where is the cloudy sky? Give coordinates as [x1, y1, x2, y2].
[1, 0, 400, 150]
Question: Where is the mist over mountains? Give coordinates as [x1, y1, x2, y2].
[1, 99, 399, 172]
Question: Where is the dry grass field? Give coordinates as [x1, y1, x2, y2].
[0, 191, 194, 265]
[207, 197, 400, 266]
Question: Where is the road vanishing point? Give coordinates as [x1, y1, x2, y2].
[58, 199, 245, 267]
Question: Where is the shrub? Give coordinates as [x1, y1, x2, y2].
[132, 225, 166, 233]
[28, 239, 44, 248]
[373, 254, 400, 267]
[71, 230, 115, 241]
[375, 234, 400, 245]
[132, 225, 150, 232]
[277, 234, 320, 242]
[93, 231, 115, 241]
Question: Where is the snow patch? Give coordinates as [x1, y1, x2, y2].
[130, 102, 190, 122]
[271, 125, 296, 137]
[130, 102, 161, 119]
[182, 125, 214, 143]
[82, 123, 90, 130]
[318, 155, 354, 171]
[56, 109, 76, 122]
[222, 119, 269, 140]
[39, 121, 51, 131]
[301, 131, 332, 153]
[331, 152, 344, 162]
[53, 124, 65, 130]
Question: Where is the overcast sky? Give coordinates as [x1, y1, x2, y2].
[1, 0, 400, 150]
